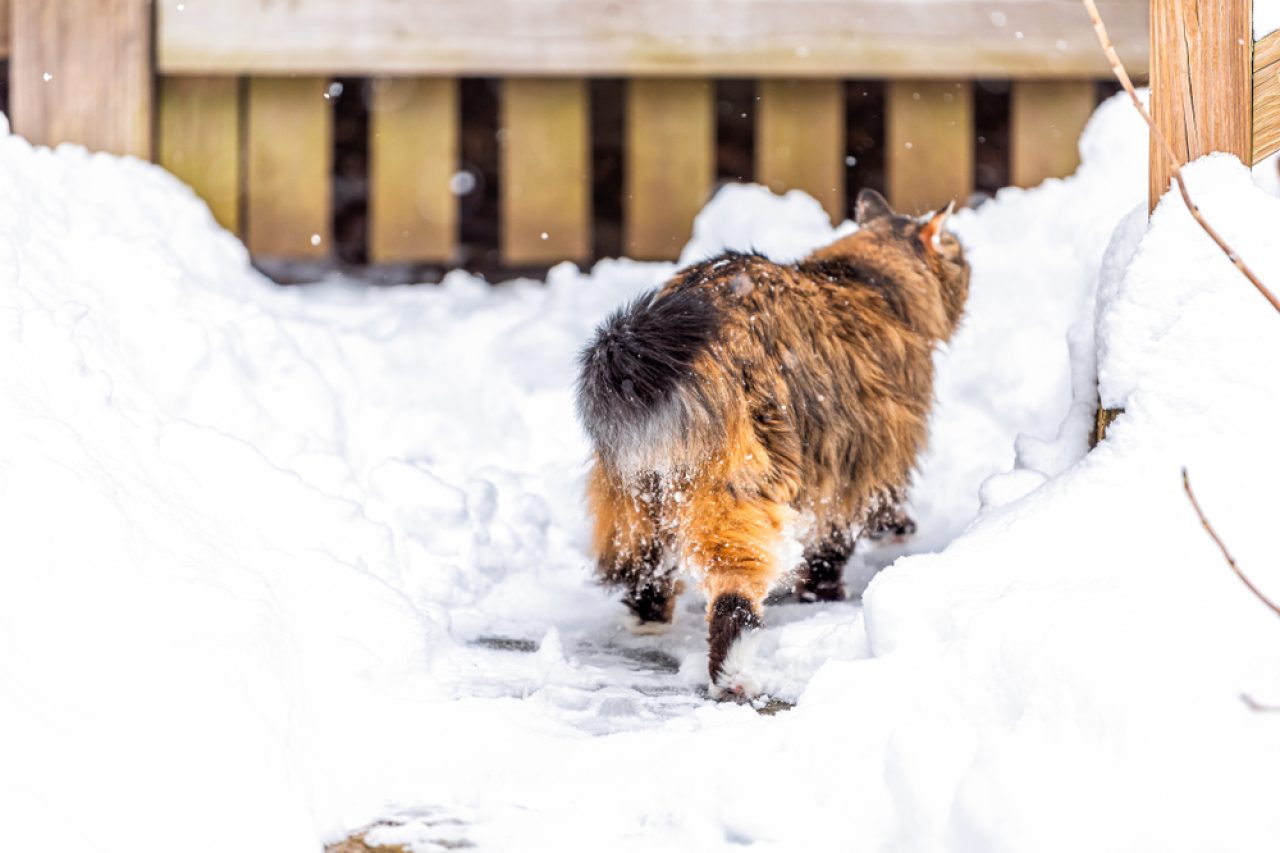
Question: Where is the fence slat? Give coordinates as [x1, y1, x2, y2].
[158, 77, 243, 234]
[10, 0, 152, 158]
[0, 0, 9, 59]
[245, 76, 333, 259]
[1010, 80, 1096, 188]
[756, 80, 845, 223]
[500, 78, 590, 266]
[625, 79, 714, 261]
[1252, 31, 1280, 163]
[885, 80, 973, 215]
[369, 77, 459, 263]
[1149, 0, 1251, 209]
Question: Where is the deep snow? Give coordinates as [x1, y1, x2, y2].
[1, 93, 1279, 852]
[1258, 0, 1280, 39]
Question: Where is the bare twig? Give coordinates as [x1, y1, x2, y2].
[1082, 0, 1280, 315]
[1182, 468, 1280, 620]
[1242, 694, 1280, 713]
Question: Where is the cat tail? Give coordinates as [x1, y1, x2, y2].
[576, 287, 720, 465]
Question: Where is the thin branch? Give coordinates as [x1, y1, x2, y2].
[1183, 468, 1280, 619]
[1242, 694, 1280, 713]
[1082, 0, 1280, 315]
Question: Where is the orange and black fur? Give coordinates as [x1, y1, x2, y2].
[576, 189, 970, 698]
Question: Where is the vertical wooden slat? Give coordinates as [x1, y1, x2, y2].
[245, 76, 332, 259]
[10, 0, 153, 158]
[500, 78, 590, 266]
[756, 79, 845, 223]
[1009, 80, 1097, 188]
[369, 77, 459, 264]
[625, 78, 713, 261]
[158, 77, 243, 234]
[0, 0, 10, 59]
[885, 80, 974, 215]
[1149, 0, 1252, 210]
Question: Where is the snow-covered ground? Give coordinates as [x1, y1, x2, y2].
[1, 97, 1279, 852]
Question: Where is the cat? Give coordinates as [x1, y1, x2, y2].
[576, 188, 969, 699]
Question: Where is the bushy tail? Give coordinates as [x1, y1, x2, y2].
[576, 287, 719, 457]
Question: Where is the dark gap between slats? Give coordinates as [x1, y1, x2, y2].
[0, 61, 9, 124]
[973, 79, 1011, 203]
[845, 80, 887, 220]
[332, 77, 369, 267]
[716, 79, 755, 185]
[458, 78, 502, 278]
[591, 78, 625, 263]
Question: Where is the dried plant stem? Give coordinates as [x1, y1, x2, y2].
[1182, 469, 1280, 620]
[1082, 0, 1280, 315]
[1242, 694, 1280, 713]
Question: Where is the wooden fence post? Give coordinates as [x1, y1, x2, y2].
[1148, 0, 1252, 211]
[1095, 0, 1252, 445]
[10, 0, 154, 159]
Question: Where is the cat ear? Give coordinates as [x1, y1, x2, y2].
[918, 200, 955, 252]
[855, 188, 895, 226]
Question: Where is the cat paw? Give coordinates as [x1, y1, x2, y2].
[866, 515, 917, 543]
[622, 611, 674, 635]
[794, 579, 846, 603]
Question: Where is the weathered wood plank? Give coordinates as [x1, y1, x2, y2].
[500, 78, 590, 266]
[158, 77, 243, 234]
[369, 77, 459, 263]
[245, 77, 333, 259]
[0, 0, 10, 59]
[11, 0, 152, 158]
[756, 80, 845, 223]
[1253, 30, 1280, 163]
[1009, 80, 1097, 187]
[1149, 0, 1252, 209]
[885, 80, 974, 215]
[625, 79, 713, 260]
[158, 0, 1148, 79]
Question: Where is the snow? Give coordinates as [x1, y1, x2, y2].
[1257, 0, 1280, 39]
[2, 92, 1279, 852]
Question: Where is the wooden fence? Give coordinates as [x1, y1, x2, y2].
[2, 1, 1270, 272]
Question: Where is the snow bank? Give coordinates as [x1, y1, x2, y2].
[859, 150, 1280, 849]
[1257, 0, 1280, 39]
[2, 90, 1279, 853]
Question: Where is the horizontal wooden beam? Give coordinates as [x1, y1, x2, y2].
[1254, 30, 1280, 163]
[158, 0, 1148, 78]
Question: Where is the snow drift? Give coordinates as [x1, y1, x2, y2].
[1, 92, 1278, 852]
